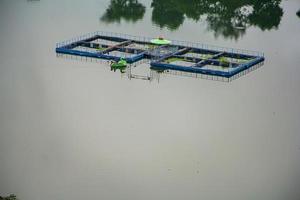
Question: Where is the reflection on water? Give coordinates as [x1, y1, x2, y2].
[56, 54, 263, 82]
[198, 0, 283, 39]
[102, 0, 283, 39]
[0, 194, 17, 200]
[101, 0, 146, 23]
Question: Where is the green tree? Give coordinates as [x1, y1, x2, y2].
[101, 0, 146, 23]
[0, 194, 17, 200]
[151, 0, 283, 39]
[101, 0, 283, 39]
[249, 0, 283, 30]
[151, 0, 185, 30]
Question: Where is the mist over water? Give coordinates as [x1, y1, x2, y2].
[0, 0, 300, 200]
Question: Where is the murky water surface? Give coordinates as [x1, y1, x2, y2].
[0, 1, 300, 200]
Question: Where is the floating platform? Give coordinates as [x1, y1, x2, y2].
[56, 31, 265, 79]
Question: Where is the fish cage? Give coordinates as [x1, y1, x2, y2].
[56, 31, 265, 80]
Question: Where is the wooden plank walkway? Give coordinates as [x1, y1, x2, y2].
[101, 40, 132, 54]
[194, 52, 224, 68]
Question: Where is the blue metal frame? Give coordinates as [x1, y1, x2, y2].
[56, 31, 265, 78]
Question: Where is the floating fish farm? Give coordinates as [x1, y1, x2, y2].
[56, 31, 265, 81]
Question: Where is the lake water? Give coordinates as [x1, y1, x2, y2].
[0, 0, 300, 200]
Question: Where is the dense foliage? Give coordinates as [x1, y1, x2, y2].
[0, 195, 17, 200]
[101, 0, 283, 39]
[101, 0, 146, 23]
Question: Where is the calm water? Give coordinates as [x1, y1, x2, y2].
[1, 0, 300, 200]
